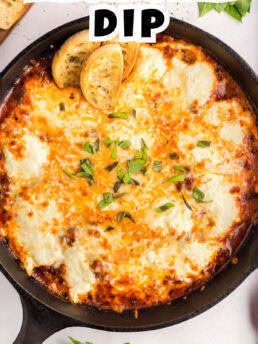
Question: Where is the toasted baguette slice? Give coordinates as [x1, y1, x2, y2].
[103, 39, 139, 80]
[0, 0, 29, 30]
[80, 44, 123, 112]
[52, 30, 100, 89]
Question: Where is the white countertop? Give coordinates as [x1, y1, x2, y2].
[0, 2, 257, 343]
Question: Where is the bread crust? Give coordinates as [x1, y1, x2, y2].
[52, 30, 100, 89]
[80, 44, 123, 111]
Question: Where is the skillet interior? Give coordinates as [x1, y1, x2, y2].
[0, 17, 257, 333]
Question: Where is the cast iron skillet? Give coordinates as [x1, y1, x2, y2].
[0, 16, 257, 344]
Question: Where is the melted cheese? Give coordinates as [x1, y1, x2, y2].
[0, 37, 256, 310]
[4, 133, 49, 181]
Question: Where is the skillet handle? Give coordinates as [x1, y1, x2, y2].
[0, 265, 84, 344]
[12, 289, 84, 344]
[13, 290, 84, 344]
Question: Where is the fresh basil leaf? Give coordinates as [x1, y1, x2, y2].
[59, 102, 65, 111]
[214, 3, 228, 13]
[224, 3, 243, 21]
[68, 337, 86, 344]
[113, 181, 122, 193]
[192, 187, 213, 203]
[83, 142, 94, 154]
[198, 2, 216, 16]
[141, 138, 148, 161]
[174, 165, 185, 173]
[94, 138, 100, 152]
[234, 0, 251, 16]
[143, 162, 151, 176]
[103, 138, 113, 147]
[113, 192, 127, 200]
[97, 192, 114, 209]
[170, 153, 180, 160]
[116, 211, 135, 223]
[63, 169, 75, 179]
[87, 176, 94, 186]
[117, 166, 126, 181]
[153, 160, 162, 172]
[181, 193, 193, 211]
[130, 178, 140, 185]
[119, 140, 131, 149]
[108, 112, 130, 119]
[73, 171, 90, 178]
[83, 139, 99, 154]
[128, 159, 145, 175]
[104, 192, 114, 203]
[135, 150, 143, 159]
[163, 174, 185, 183]
[197, 140, 211, 148]
[155, 202, 175, 213]
[123, 172, 132, 184]
[81, 159, 94, 176]
[111, 138, 120, 159]
[105, 161, 118, 172]
[105, 226, 114, 232]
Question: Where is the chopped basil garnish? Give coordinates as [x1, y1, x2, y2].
[135, 150, 143, 159]
[192, 187, 213, 203]
[119, 140, 131, 149]
[68, 337, 86, 344]
[174, 165, 185, 173]
[163, 174, 184, 183]
[155, 202, 175, 213]
[68, 337, 93, 344]
[197, 140, 211, 148]
[83, 139, 99, 154]
[132, 109, 136, 118]
[103, 138, 113, 147]
[81, 159, 94, 176]
[113, 192, 127, 200]
[141, 138, 148, 161]
[123, 172, 132, 184]
[153, 160, 162, 172]
[105, 161, 118, 172]
[63, 169, 75, 179]
[182, 193, 193, 211]
[108, 112, 131, 119]
[143, 162, 151, 176]
[97, 192, 126, 209]
[117, 166, 131, 184]
[74, 158, 95, 185]
[128, 159, 145, 175]
[105, 226, 114, 232]
[131, 178, 140, 185]
[111, 138, 119, 159]
[97, 192, 114, 209]
[94, 138, 100, 152]
[116, 211, 135, 223]
[73, 171, 89, 178]
[170, 153, 180, 160]
[117, 165, 125, 181]
[113, 181, 122, 193]
[59, 102, 65, 111]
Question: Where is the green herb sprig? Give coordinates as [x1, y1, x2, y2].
[192, 187, 213, 204]
[198, 0, 252, 22]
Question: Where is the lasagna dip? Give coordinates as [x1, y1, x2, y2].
[0, 35, 257, 312]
